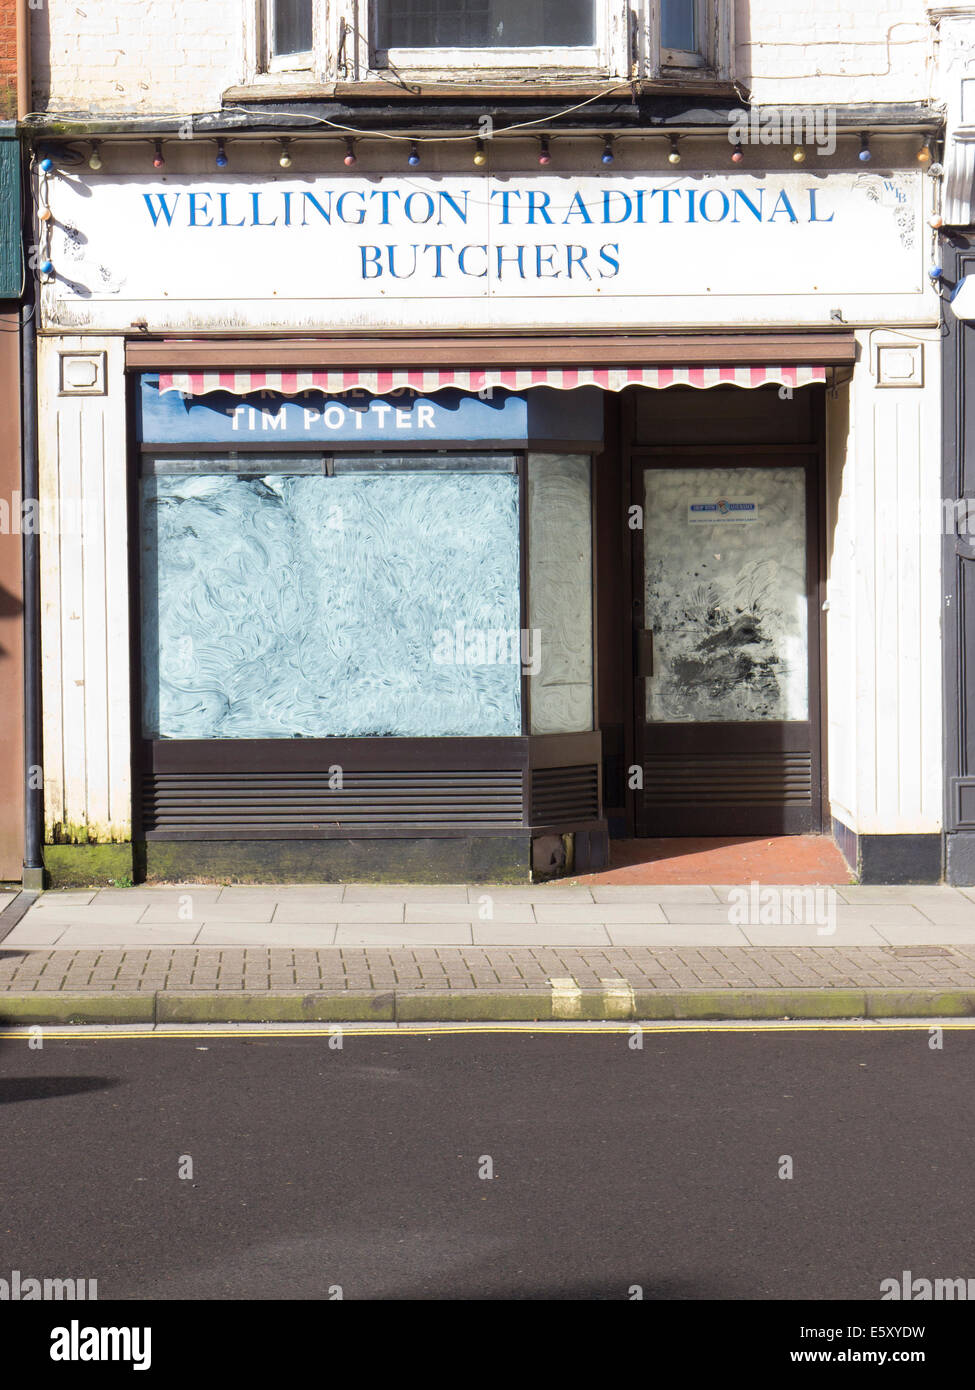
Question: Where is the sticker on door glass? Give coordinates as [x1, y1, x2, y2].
[687, 500, 759, 523]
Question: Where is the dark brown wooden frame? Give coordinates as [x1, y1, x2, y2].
[620, 389, 829, 838]
[127, 386, 605, 842]
[126, 332, 859, 371]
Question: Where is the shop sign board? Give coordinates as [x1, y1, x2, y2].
[45, 170, 930, 331]
[138, 377, 605, 445]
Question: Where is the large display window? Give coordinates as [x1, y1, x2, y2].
[139, 450, 593, 742]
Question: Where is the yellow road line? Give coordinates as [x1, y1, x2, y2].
[0, 1021, 971, 1040]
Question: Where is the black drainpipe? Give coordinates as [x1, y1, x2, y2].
[21, 143, 43, 890]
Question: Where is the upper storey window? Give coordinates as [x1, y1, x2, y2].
[257, 1, 730, 81]
[374, 0, 597, 50]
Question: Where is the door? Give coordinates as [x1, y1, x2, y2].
[632, 456, 823, 835]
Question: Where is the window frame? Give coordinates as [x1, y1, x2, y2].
[363, 0, 617, 78]
[659, 0, 709, 70]
[248, 0, 734, 83]
[262, 0, 317, 75]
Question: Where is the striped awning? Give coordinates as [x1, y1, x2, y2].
[158, 364, 827, 397]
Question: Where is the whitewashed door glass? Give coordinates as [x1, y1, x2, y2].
[643, 466, 808, 723]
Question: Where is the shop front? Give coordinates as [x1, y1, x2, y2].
[34, 137, 945, 883]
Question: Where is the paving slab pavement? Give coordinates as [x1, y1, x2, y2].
[2, 885, 975, 1022]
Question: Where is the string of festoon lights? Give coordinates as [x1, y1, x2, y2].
[31, 126, 939, 280]
[53, 128, 936, 171]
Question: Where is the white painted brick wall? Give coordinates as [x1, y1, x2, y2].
[33, 0, 244, 114]
[31, 0, 935, 116]
[738, 0, 933, 105]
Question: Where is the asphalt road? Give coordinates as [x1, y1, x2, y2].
[0, 1026, 972, 1301]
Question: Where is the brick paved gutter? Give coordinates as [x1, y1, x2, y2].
[2, 942, 975, 1024]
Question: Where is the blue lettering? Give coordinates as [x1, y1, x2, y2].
[335, 191, 366, 225]
[368, 189, 402, 224]
[387, 244, 418, 278]
[250, 191, 277, 227]
[536, 244, 559, 277]
[404, 192, 435, 224]
[188, 192, 213, 227]
[699, 190, 730, 223]
[489, 188, 522, 224]
[143, 192, 180, 227]
[438, 191, 469, 225]
[496, 244, 526, 278]
[425, 244, 452, 277]
[602, 190, 632, 224]
[563, 192, 593, 224]
[527, 191, 553, 225]
[650, 188, 679, 223]
[566, 245, 591, 279]
[769, 190, 799, 222]
[731, 189, 763, 223]
[301, 192, 332, 225]
[458, 244, 488, 277]
[598, 243, 620, 278]
[808, 189, 834, 222]
[360, 245, 383, 278]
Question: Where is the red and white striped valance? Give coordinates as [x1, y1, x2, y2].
[158, 365, 827, 397]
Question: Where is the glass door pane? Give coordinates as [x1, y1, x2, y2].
[643, 466, 809, 723]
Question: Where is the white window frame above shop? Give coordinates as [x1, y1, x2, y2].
[248, 0, 734, 83]
[356, 0, 620, 78]
[263, 0, 316, 72]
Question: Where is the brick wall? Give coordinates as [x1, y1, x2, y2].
[738, 0, 933, 105]
[30, 0, 935, 116]
[33, 0, 243, 114]
[0, 0, 17, 120]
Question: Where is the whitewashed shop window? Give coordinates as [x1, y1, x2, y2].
[255, 1, 732, 80]
[140, 456, 524, 740]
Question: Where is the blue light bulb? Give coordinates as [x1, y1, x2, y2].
[407, 143, 420, 167]
[39, 157, 53, 173]
[40, 260, 53, 275]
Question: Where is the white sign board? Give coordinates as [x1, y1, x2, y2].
[43, 169, 930, 332]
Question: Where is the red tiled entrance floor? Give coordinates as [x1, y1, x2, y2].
[574, 836, 852, 886]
